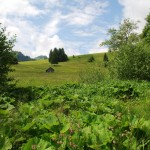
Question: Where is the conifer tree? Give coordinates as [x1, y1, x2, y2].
[103, 53, 109, 67]
[49, 48, 68, 64]
[0, 24, 16, 92]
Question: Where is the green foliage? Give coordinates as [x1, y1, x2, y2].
[0, 23, 16, 93]
[22, 137, 54, 150]
[0, 80, 150, 149]
[110, 42, 150, 81]
[0, 136, 12, 150]
[142, 12, 150, 44]
[109, 82, 140, 100]
[100, 19, 139, 52]
[49, 48, 68, 65]
[101, 15, 150, 81]
[88, 55, 95, 62]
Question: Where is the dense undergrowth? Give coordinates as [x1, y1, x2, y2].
[0, 80, 150, 150]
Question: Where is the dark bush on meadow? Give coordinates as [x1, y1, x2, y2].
[88, 55, 95, 62]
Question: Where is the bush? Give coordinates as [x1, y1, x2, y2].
[88, 56, 95, 62]
[110, 42, 150, 81]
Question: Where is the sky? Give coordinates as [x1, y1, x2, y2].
[0, 0, 150, 58]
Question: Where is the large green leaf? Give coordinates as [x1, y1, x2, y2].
[60, 123, 70, 133]
[21, 137, 55, 150]
[22, 120, 36, 131]
[0, 136, 12, 150]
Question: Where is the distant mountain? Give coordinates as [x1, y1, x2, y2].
[34, 55, 48, 60]
[13, 51, 34, 62]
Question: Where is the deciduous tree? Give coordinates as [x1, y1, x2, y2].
[101, 17, 150, 81]
[142, 12, 150, 44]
[100, 19, 139, 51]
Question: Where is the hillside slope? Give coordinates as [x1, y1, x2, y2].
[10, 53, 110, 87]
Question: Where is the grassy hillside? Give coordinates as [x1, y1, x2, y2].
[10, 53, 109, 87]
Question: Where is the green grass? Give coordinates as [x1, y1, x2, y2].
[10, 53, 109, 87]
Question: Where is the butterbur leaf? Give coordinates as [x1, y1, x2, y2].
[0, 136, 12, 150]
[82, 126, 91, 141]
[40, 114, 59, 131]
[0, 109, 9, 115]
[22, 120, 35, 131]
[60, 123, 70, 133]
[22, 137, 54, 150]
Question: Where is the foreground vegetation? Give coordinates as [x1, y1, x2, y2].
[1, 80, 150, 149]
[1, 11, 150, 150]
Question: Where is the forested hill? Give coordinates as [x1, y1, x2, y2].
[14, 51, 33, 62]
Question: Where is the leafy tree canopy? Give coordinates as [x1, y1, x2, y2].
[100, 19, 139, 51]
[101, 16, 150, 81]
[142, 12, 150, 44]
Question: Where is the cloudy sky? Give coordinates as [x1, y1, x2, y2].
[0, 0, 150, 58]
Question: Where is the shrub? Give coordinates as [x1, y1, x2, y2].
[88, 56, 95, 62]
[110, 42, 150, 81]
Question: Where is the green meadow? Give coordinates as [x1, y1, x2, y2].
[10, 53, 108, 87]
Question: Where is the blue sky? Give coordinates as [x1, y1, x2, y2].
[0, 0, 150, 57]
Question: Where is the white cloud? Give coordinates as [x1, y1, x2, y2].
[118, 0, 150, 31]
[63, 11, 94, 26]
[0, 0, 109, 57]
[89, 47, 108, 54]
[84, 1, 108, 16]
[44, 12, 62, 36]
[89, 40, 108, 54]
[32, 34, 81, 57]
[44, 0, 62, 8]
[73, 25, 107, 37]
[74, 30, 94, 36]
[63, 41, 81, 56]
[32, 34, 65, 57]
[63, 1, 109, 26]
[0, 0, 63, 58]
[0, 0, 42, 17]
